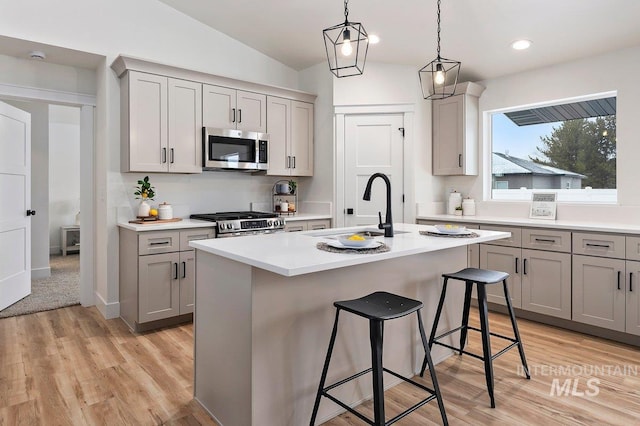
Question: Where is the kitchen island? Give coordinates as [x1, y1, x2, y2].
[190, 223, 510, 426]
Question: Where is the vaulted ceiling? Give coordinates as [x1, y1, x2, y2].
[156, 0, 640, 81]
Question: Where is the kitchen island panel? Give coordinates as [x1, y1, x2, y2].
[194, 247, 466, 426]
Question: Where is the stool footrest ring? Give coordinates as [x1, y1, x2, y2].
[321, 367, 440, 426]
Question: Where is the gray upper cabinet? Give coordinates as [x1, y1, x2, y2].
[267, 97, 314, 176]
[202, 84, 266, 132]
[121, 71, 202, 173]
[432, 82, 484, 176]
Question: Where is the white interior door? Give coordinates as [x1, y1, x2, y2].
[0, 100, 31, 310]
[344, 114, 404, 227]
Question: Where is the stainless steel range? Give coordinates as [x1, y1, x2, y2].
[190, 211, 285, 238]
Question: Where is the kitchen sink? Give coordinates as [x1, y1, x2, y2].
[309, 228, 411, 238]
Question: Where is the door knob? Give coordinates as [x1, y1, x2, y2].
[26, 210, 36, 216]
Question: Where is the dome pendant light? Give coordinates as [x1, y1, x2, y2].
[323, 0, 369, 78]
[419, 0, 461, 99]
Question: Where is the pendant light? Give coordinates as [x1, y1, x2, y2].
[323, 0, 369, 78]
[419, 0, 461, 99]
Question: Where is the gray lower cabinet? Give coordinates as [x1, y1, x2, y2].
[572, 254, 626, 331]
[626, 260, 640, 336]
[284, 219, 331, 232]
[479, 225, 571, 319]
[480, 244, 522, 308]
[120, 227, 213, 331]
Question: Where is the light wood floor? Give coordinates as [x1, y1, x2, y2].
[1, 306, 639, 425]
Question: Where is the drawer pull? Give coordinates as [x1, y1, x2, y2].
[535, 238, 556, 243]
[149, 240, 170, 246]
[188, 235, 210, 241]
[586, 243, 611, 248]
[617, 271, 621, 290]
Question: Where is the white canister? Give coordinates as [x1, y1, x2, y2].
[448, 192, 462, 215]
[158, 202, 173, 220]
[462, 198, 476, 216]
[280, 201, 289, 212]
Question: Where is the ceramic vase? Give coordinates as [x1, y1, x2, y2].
[138, 199, 151, 217]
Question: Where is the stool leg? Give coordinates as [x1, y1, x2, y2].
[459, 281, 474, 354]
[502, 279, 531, 379]
[417, 310, 449, 426]
[421, 278, 449, 376]
[310, 309, 341, 426]
[476, 284, 496, 408]
[369, 319, 385, 426]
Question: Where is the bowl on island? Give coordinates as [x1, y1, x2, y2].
[337, 234, 376, 247]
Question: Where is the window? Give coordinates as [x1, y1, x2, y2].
[490, 95, 616, 203]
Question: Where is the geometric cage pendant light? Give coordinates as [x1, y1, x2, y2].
[323, 0, 369, 78]
[419, 0, 461, 99]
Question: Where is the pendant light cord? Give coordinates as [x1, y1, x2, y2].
[436, 0, 441, 59]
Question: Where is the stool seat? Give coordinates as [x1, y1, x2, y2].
[334, 291, 423, 320]
[443, 268, 509, 284]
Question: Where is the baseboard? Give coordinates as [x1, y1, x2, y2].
[31, 267, 51, 279]
[94, 291, 120, 319]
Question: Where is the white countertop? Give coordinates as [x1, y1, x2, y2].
[189, 223, 510, 277]
[118, 218, 216, 232]
[417, 214, 640, 234]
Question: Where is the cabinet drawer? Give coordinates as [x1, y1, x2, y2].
[306, 219, 331, 231]
[180, 228, 215, 251]
[522, 228, 571, 253]
[479, 225, 521, 247]
[573, 232, 625, 259]
[139, 231, 180, 255]
[626, 236, 640, 261]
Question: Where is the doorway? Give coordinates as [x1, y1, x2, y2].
[335, 105, 416, 228]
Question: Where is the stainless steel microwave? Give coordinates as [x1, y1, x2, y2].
[203, 127, 268, 171]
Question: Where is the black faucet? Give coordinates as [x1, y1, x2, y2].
[362, 173, 394, 237]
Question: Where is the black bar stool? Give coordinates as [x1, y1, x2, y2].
[421, 268, 530, 408]
[310, 291, 448, 426]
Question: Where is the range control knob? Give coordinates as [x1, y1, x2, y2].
[267, 220, 272, 226]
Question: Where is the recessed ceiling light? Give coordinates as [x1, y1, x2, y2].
[511, 39, 532, 50]
[29, 50, 46, 60]
[368, 34, 380, 44]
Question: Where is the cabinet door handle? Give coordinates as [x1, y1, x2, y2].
[238, 109, 242, 123]
[287, 156, 291, 168]
[630, 272, 634, 292]
[162, 147, 167, 163]
[174, 262, 179, 280]
[182, 261, 186, 279]
[617, 270, 621, 290]
[523, 258, 528, 275]
[170, 148, 174, 164]
[292, 156, 296, 169]
[515, 257, 519, 274]
[232, 108, 236, 123]
[458, 154, 462, 168]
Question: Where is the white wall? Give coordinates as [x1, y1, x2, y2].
[49, 105, 80, 253]
[0, 0, 304, 318]
[444, 45, 640, 223]
[5, 100, 50, 278]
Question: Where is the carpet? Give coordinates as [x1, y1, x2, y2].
[0, 254, 80, 318]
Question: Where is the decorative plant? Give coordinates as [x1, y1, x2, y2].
[288, 180, 297, 194]
[134, 176, 155, 200]
[455, 205, 462, 210]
